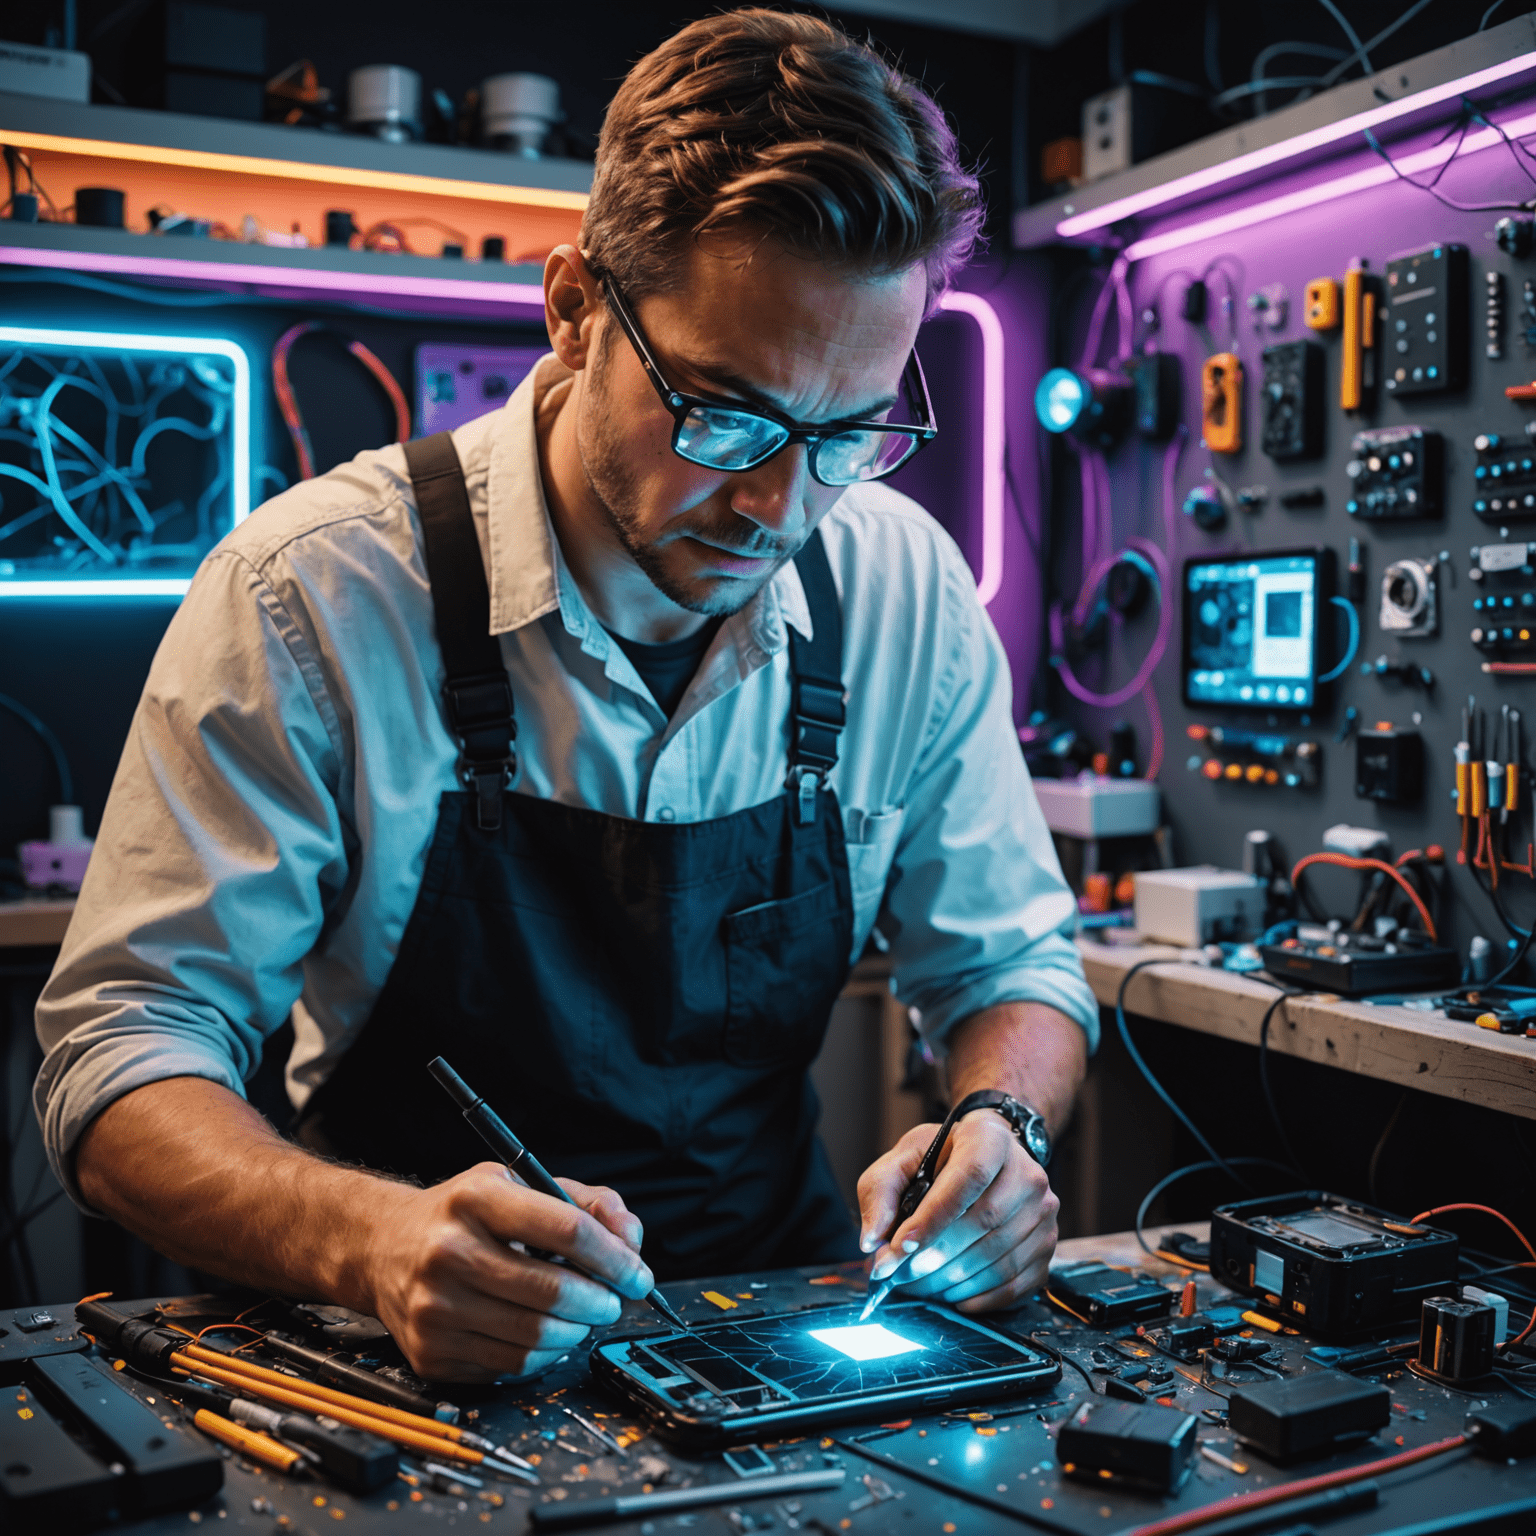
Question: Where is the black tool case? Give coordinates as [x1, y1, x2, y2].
[1209, 1191, 1458, 1338]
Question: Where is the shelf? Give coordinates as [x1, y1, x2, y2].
[0, 90, 588, 314]
[1012, 13, 1536, 251]
[0, 219, 549, 319]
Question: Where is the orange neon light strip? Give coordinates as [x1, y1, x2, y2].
[0, 129, 589, 213]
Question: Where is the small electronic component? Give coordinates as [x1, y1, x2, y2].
[1048, 1261, 1176, 1327]
[1227, 1372, 1390, 1464]
[1346, 426, 1443, 518]
[1384, 243, 1468, 395]
[1379, 557, 1437, 637]
[1471, 434, 1536, 521]
[1498, 214, 1534, 258]
[1260, 340, 1324, 460]
[1201, 351, 1243, 454]
[1418, 1295, 1496, 1380]
[1057, 1399, 1198, 1494]
[1304, 276, 1340, 330]
[1340, 262, 1379, 411]
[1488, 270, 1507, 360]
[1209, 1194, 1459, 1337]
[1133, 866, 1263, 945]
[1355, 723, 1424, 804]
[1127, 351, 1180, 439]
[1470, 1400, 1536, 1459]
[1142, 1317, 1215, 1361]
[1261, 932, 1460, 994]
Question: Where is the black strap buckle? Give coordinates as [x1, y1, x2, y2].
[788, 676, 844, 824]
[443, 672, 515, 831]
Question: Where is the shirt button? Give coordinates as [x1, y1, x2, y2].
[657, 807, 676, 822]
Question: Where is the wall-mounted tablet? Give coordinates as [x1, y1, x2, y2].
[1182, 548, 1334, 712]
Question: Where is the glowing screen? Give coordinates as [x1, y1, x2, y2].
[808, 1324, 926, 1362]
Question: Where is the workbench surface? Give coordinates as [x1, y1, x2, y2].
[1078, 936, 1536, 1121]
[7, 1224, 1534, 1536]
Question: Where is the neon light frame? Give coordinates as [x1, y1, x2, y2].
[936, 290, 1006, 609]
[0, 324, 252, 598]
[1056, 47, 1536, 242]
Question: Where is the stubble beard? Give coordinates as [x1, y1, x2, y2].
[576, 345, 803, 618]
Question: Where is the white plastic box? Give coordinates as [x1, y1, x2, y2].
[1133, 866, 1263, 945]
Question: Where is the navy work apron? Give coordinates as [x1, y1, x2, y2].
[298, 434, 861, 1280]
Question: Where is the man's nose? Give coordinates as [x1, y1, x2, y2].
[728, 443, 812, 537]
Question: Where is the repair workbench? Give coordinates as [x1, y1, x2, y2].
[1077, 937, 1536, 1122]
[7, 1224, 1535, 1536]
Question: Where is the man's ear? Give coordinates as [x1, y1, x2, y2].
[544, 245, 603, 371]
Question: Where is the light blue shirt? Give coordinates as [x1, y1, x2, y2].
[34, 357, 1095, 1206]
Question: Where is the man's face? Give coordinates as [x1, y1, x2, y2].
[574, 244, 927, 616]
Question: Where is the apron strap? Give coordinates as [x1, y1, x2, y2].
[787, 530, 846, 825]
[404, 433, 515, 832]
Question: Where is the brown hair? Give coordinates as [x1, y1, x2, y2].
[581, 8, 983, 309]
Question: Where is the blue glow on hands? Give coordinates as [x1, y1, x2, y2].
[808, 1324, 926, 1362]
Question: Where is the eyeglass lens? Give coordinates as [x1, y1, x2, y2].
[675, 405, 919, 486]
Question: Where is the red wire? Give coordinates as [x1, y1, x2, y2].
[1128, 1435, 1468, 1536]
[270, 325, 412, 481]
[1411, 1203, 1536, 1347]
[1290, 852, 1438, 943]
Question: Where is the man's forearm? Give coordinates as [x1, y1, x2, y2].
[942, 1001, 1087, 1135]
[75, 1076, 402, 1310]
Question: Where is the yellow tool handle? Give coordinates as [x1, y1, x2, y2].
[175, 1355, 483, 1466]
[1456, 759, 1469, 816]
[180, 1342, 461, 1442]
[1508, 763, 1519, 812]
[1240, 1310, 1283, 1334]
[1472, 761, 1488, 818]
[1339, 265, 1363, 411]
[194, 1407, 304, 1472]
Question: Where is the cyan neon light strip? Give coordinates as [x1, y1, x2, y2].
[0, 324, 251, 598]
[1057, 48, 1536, 241]
[937, 290, 1006, 609]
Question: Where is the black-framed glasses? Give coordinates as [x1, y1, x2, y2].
[601, 277, 937, 488]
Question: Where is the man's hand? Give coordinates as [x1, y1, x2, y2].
[856, 1112, 1058, 1312]
[362, 1164, 654, 1381]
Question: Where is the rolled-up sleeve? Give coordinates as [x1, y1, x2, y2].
[34, 549, 349, 1209]
[879, 554, 1097, 1053]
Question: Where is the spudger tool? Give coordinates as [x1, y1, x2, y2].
[859, 1105, 969, 1322]
[428, 1056, 692, 1333]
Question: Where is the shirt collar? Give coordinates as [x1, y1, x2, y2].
[483, 354, 812, 657]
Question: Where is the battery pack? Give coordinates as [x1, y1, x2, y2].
[1058, 1398, 1198, 1493]
[1228, 1370, 1390, 1463]
[1048, 1261, 1176, 1328]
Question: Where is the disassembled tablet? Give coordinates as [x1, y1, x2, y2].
[590, 1302, 1060, 1448]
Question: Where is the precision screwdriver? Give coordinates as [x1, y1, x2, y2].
[171, 1374, 399, 1492]
[428, 1056, 692, 1333]
[261, 1329, 458, 1422]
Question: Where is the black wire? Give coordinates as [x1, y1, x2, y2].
[1485, 918, 1536, 989]
[1480, 0, 1513, 29]
[1026, 1331, 1097, 1395]
[0, 693, 73, 804]
[1115, 960, 1247, 1186]
[1258, 990, 1307, 1178]
[1368, 1090, 1410, 1206]
[1363, 123, 1531, 214]
[1135, 1156, 1298, 1260]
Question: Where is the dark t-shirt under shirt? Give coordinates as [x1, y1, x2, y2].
[606, 618, 724, 718]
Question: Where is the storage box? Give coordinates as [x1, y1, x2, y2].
[1132, 866, 1261, 944]
[1033, 777, 1160, 838]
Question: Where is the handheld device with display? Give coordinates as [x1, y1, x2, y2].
[1182, 548, 1335, 713]
[590, 1303, 1060, 1448]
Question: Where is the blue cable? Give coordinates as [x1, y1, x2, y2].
[1318, 595, 1359, 683]
[0, 692, 73, 803]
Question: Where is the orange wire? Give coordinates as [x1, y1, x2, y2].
[1412, 1203, 1536, 1348]
[1291, 853, 1437, 942]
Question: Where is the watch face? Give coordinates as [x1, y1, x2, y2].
[1024, 1120, 1051, 1165]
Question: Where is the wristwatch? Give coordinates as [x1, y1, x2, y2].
[954, 1089, 1052, 1168]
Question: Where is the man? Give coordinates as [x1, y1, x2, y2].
[35, 9, 1095, 1383]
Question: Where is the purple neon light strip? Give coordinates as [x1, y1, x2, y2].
[1122, 102, 1536, 262]
[0, 242, 548, 306]
[936, 289, 1005, 608]
[1057, 48, 1536, 240]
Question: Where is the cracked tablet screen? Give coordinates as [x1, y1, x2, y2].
[642, 1303, 1041, 1406]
